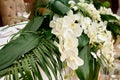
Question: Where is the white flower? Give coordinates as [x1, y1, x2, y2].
[72, 6, 78, 11]
[99, 7, 113, 15]
[61, 49, 84, 70]
[99, 7, 120, 20]
[56, 42, 84, 70]
[50, 11, 84, 70]
[96, 50, 101, 58]
[68, 0, 76, 7]
[63, 11, 83, 37]
[78, 3, 101, 21]
[63, 31, 78, 49]
[81, 17, 92, 31]
[50, 18, 63, 36]
[97, 32, 108, 42]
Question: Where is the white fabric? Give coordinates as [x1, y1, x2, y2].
[0, 21, 28, 49]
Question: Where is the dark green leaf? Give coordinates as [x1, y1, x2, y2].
[101, 14, 118, 21]
[0, 32, 42, 70]
[107, 22, 120, 40]
[50, 0, 70, 15]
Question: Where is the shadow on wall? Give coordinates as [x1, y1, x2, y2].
[0, 14, 3, 27]
[117, 0, 120, 16]
[111, 0, 118, 13]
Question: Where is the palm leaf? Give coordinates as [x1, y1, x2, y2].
[0, 38, 62, 80]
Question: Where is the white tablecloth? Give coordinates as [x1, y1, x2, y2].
[0, 21, 28, 49]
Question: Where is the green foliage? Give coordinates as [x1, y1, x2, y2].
[107, 22, 120, 40]
[76, 33, 100, 80]
[93, 0, 111, 9]
[101, 14, 120, 41]
[49, 0, 70, 15]
[22, 17, 44, 32]
[0, 38, 62, 80]
[101, 14, 118, 21]
[0, 32, 42, 71]
[0, 0, 117, 80]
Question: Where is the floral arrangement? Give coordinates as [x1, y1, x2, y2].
[0, 0, 120, 80]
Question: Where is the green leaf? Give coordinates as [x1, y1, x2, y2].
[78, 6, 90, 17]
[17, 63, 28, 80]
[50, 0, 70, 15]
[0, 32, 42, 70]
[12, 66, 19, 80]
[76, 33, 100, 80]
[22, 17, 44, 32]
[107, 22, 120, 40]
[27, 54, 43, 80]
[92, 0, 103, 9]
[102, 1, 111, 8]
[21, 58, 33, 80]
[33, 49, 53, 80]
[76, 45, 90, 80]
[101, 14, 118, 21]
[78, 33, 89, 49]
[76, 45, 100, 80]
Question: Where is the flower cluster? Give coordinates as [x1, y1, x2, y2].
[50, 0, 118, 72]
[50, 11, 84, 70]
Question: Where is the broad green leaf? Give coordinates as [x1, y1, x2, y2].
[22, 17, 44, 32]
[76, 33, 100, 80]
[76, 45, 100, 80]
[50, 0, 70, 15]
[0, 32, 42, 70]
[76, 45, 90, 80]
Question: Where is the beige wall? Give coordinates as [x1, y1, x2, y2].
[0, 0, 26, 25]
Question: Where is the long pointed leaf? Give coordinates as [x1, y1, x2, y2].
[22, 17, 44, 32]
[0, 32, 42, 70]
[33, 49, 52, 80]
[28, 54, 43, 80]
